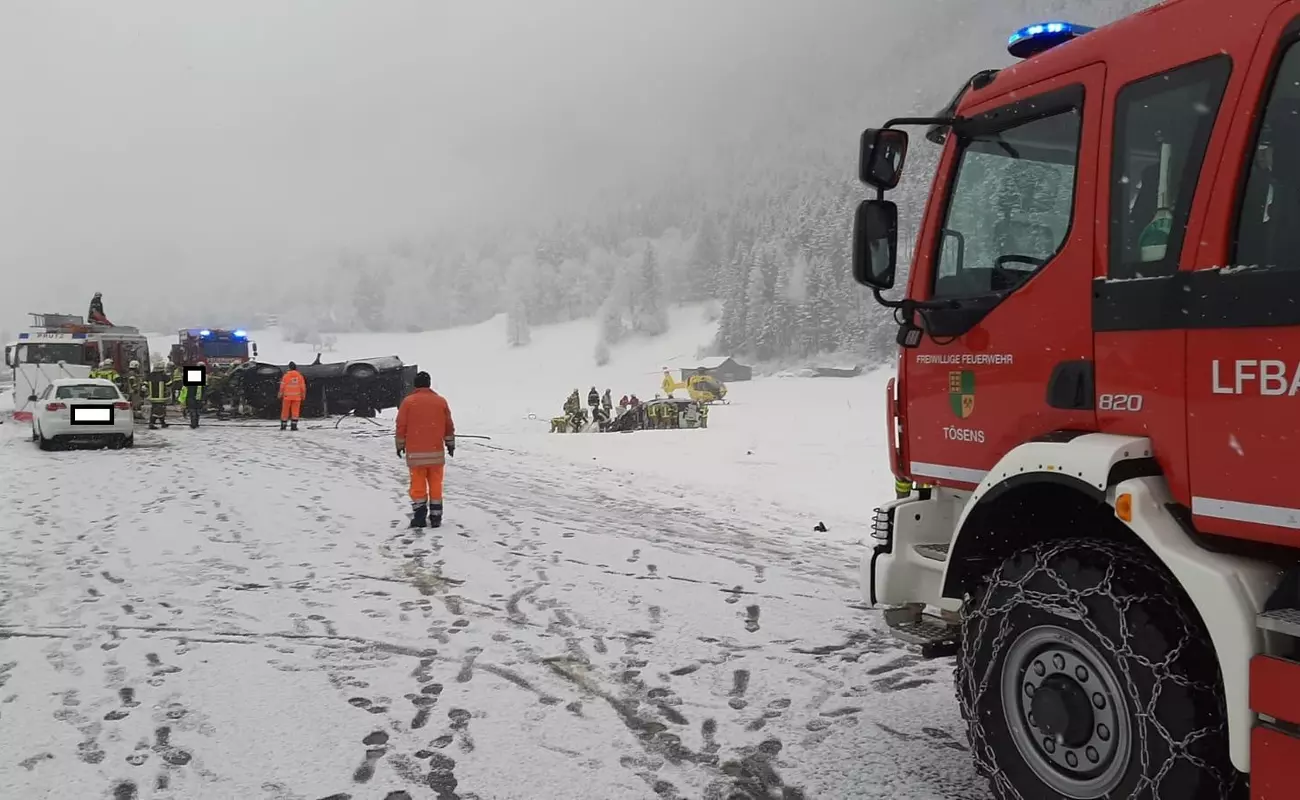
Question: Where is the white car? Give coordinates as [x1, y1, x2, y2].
[29, 377, 135, 450]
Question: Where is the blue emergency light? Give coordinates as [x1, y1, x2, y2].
[18, 333, 28, 339]
[200, 329, 211, 337]
[233, 329, 247, 338]
[1007, 21, 1094, 59]
[71, 333, 87, 339]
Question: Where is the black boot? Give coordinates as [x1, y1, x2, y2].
[409, 502, 428, 529]
[290, 420, 298, 431]
[428, 500, 443, 529]
[280, 420, 287, 431]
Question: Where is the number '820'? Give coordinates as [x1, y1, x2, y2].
[1098, 393, 1144, 412]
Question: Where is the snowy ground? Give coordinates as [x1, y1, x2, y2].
[0, 311, 987, 799]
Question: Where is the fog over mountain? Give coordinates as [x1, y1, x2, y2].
[0, 0, 1155, 360]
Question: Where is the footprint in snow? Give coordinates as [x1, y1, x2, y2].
[353, 742, 388, 783]
[112, 780, 139, 800]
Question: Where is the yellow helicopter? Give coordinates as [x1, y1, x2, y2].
[661, 368, 727, 404]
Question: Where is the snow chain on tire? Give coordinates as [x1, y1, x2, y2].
[954, 538, 1242, 800]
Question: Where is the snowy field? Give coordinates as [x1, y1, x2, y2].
[0, 309, 986, 799]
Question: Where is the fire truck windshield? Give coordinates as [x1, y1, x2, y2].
[201, 339, 249, 359]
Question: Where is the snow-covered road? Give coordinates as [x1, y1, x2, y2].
[0, 421, 986, 800]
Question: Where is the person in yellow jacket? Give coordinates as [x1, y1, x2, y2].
[89, 358, 120, 385]
[178, 382, 204, 428]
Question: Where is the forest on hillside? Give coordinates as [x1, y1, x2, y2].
[240, 0, 1156, 368]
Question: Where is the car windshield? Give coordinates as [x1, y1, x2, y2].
[55, 384, 121, 400]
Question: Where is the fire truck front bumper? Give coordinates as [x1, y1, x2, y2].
[862, 490, 965, 616]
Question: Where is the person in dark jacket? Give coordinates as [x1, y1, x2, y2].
[88, 292, 113, 325]
[146, 360, 171, 429]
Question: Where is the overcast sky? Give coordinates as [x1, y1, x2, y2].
[0, 0, 1123, 331]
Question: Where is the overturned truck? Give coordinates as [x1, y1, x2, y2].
[217, 356, 416, 419]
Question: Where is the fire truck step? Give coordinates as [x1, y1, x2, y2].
[891, 612, 960, 651]
[913, 543, 950, 562]
[1258, 608, 1300, 638]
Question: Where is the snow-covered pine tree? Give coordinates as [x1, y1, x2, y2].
[507, 300, 531, 347]
[352, 271, 387, 332]
[770, 249, 795, 355]
[635, 242, 668, 336]
[715, 242, 749, 352]
[505, 256, 533, 347]
[745, 252, 773, 359]
[687, 214, 723, 301]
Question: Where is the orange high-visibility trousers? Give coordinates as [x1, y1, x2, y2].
[280, 398, 302, 421]
[409, 464, 445, 503]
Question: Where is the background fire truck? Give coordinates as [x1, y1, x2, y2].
[169, 327, 257, 367]
[3, 313, 150, 421]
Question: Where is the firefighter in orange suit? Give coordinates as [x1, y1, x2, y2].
[395, 371, 455, 529]
[278, 362, 306, 431]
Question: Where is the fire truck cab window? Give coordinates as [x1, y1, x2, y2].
[1110, 56, 1231, 279]
[201, 339, 247, 359]
[1236, 42, 1300, 270]
[933, 107, 1080, 300]
[24, 343, 84, 364]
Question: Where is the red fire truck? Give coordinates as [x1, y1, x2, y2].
[852, 1, 1300, 797]
[169, 328, 257, 368]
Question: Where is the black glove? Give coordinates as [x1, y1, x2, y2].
[396, 445, 404, 458]
[446, 439, 455, 458]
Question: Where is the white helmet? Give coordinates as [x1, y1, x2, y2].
[128, 360, 140, 370]
[100, 358, 112, 368]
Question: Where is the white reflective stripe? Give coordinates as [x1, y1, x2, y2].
[1191, 496, 1300, 529]
[909, 461, 988, 484]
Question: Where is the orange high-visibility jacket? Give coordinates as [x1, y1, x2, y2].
[279, 369, 306, 400]
[396, 388, 455, 467]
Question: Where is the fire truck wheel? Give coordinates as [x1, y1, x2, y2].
[954, 538, 1240, 800]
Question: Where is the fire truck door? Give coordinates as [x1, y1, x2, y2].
[1092, 55, 1234, 505]
[1184, 14, 1300, 547]
[903, 64, 1103, 489]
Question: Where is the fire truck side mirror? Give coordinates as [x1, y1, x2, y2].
[859, 128, 908, 191]
[27, 394, 37, 403]
[853, 199, 899, 290]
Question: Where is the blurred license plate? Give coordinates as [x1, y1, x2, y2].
[71, 405, 114, 424]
